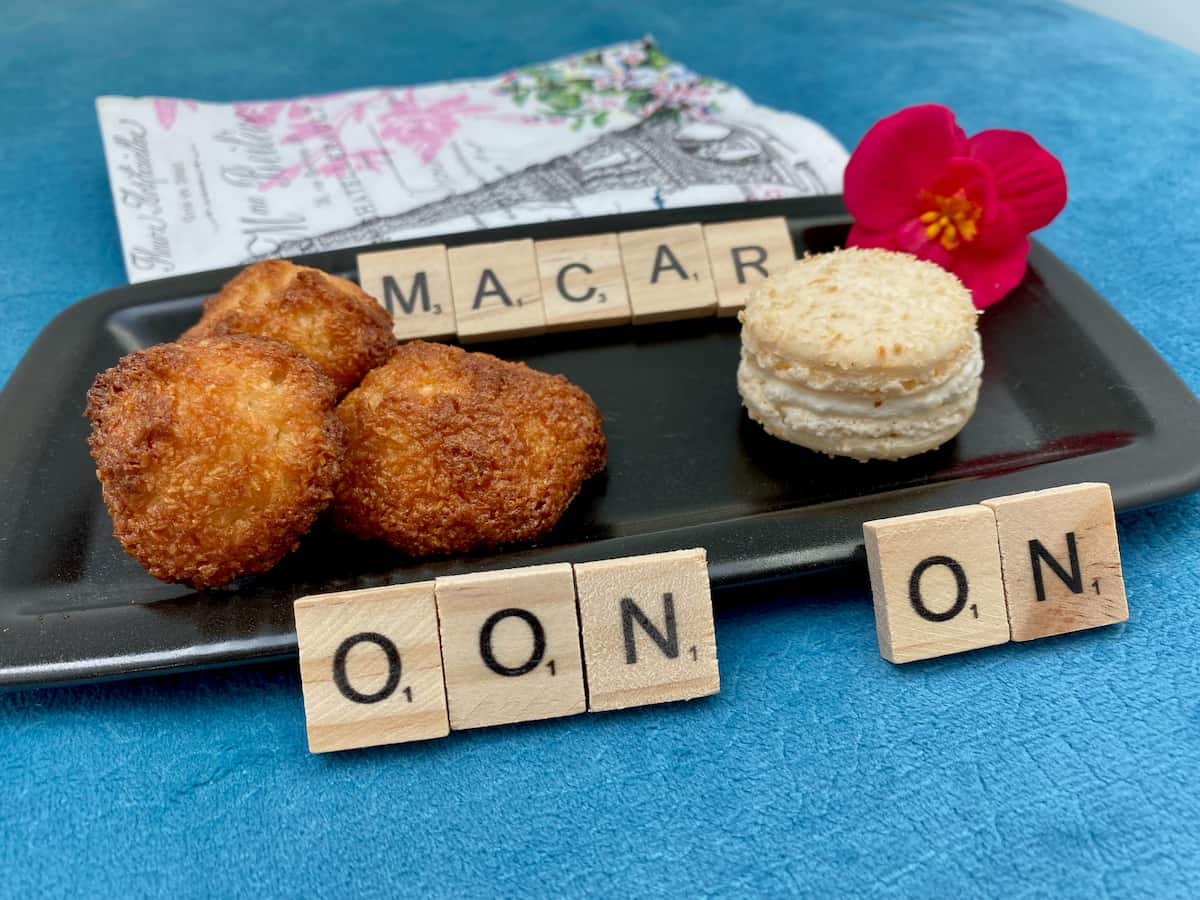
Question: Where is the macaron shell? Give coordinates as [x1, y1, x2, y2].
[740, 325, 980, 396]
[738, 314, 983, 463]
[739, 247, 979, 378]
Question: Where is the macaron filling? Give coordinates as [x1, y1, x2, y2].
[742, 333, 982, 420]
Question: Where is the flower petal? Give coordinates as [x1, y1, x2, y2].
[893, 219, 955, 269]
[844, 104, 968, 229]
[952, 237, 1031, 309]
[967, 129, 1067, 233]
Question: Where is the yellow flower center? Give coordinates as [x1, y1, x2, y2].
[919, 190, 982, 251]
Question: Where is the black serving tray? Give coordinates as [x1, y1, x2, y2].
[3, 196, 1199, 689]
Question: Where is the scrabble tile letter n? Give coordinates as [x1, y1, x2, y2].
[864, 505, 1010, 664]
[294, 582, 450, 753]
[435, 564, 586, 731]
[574, 548, 719, 712]
[982, 483, 1128, 641]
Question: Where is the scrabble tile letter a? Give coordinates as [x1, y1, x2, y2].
[983, 483, 1128, 641]
[574, 549, 720, 712]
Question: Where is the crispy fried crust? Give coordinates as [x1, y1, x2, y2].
[181, 259, 395, 395]
[333, 341, 607, 555]
[86, 335, 345, 589]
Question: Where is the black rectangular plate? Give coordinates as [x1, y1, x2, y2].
[3, 196, 1199, 689]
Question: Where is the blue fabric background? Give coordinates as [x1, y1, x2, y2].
[3, 1, 1199, 896]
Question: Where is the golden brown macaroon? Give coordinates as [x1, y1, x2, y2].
[333, 341, 606, 555]
[86, 335, 345, 589]
[182, 259, 395, 395]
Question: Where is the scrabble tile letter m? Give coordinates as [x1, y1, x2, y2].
[574, 549, 720, 712]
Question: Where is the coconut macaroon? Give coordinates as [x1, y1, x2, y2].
[737, 248, 982, 461]
[85, 335, 345, 588]
[333, 341, 607, 556]
[183, 259, 395, 396]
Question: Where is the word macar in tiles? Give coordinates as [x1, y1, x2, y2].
[356, 216, 795, 342]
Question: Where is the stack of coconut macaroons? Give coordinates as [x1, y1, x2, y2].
[737, 247, 983, 462]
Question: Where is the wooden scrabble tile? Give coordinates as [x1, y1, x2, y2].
[982, 483, 1128, 642]
[294, 582, 449, 753]
[356, 245, 456, 341]
[618, 224, 718, 324]
[447, 239, 545, 342]
[574, 548, 719, 711]
[435, 563, 585, 730]
[535, 234, 632, 331]
[864, 505, 1011, 664]
[703, 217, 795, 317]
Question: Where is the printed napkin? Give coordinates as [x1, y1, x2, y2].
[97, 38, 847, 282]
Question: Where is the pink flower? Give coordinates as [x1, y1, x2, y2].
[845, 104, 1067, 308]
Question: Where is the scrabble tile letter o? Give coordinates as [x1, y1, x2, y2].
[574, 548, 720, 711]
[435, 564, 586, 730]
[294, 582, 450, 753]
[864, 505, 1011, 663]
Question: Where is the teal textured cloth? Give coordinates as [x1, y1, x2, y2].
[2, 1, 1200, 896]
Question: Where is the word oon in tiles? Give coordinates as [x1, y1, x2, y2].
[293, 549, 721, 752]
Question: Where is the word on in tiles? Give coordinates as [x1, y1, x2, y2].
[865, 482, 1128, 664]
[355, 217, 794, 343]
[294, 549, 720, 753]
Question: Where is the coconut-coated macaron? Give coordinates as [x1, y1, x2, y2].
[737, 248, 983, 461]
